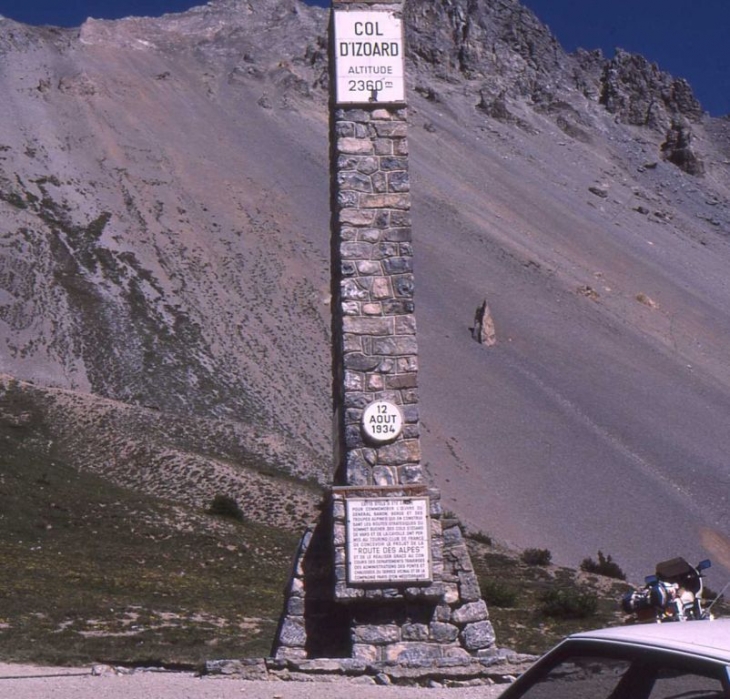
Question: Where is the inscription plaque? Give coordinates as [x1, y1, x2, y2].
[362, 399, 403, 443]
[334, 10, 405, 104]
[345, 497, 432, 584]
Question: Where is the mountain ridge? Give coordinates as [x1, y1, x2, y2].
[1, 0, 730, 585]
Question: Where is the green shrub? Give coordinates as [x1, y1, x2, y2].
[206, 494, 245, 522]
[540, 588, 598, 619]
[580, 551, 626, 580]
[469, 530, 493, 546]
[481, 578, 519, 608]
[521, 548, 552, 566]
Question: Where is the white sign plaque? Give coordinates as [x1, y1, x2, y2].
[334, 10, 405, 104]
[346, 497, 432, 584]
[362, 400, 403, 443]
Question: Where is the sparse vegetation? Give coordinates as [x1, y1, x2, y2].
[580, 551, 627, 580]
[206, 493, 245, 521]
[481, 578, 519, 608]
[0, 376, 307, 666]
[540, 587, 598, 619]
[521, 548, 552, 566]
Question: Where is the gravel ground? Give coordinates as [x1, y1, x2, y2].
[0, 664, 508, 699]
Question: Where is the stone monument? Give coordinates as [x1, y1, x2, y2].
[272, 0, 495, 666]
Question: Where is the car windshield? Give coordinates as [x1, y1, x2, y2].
[503, 640, 730, 699]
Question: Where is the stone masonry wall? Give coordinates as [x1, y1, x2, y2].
[332, 105, 423, 487]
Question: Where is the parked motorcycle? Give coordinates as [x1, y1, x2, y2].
[621, 557, 713, 622]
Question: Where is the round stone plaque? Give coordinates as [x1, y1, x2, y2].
[362, 400, 403, 444]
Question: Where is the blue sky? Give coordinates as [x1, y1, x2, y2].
[1, 0, 727, 116]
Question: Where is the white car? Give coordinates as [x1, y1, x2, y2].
[499, 619, 730, 698]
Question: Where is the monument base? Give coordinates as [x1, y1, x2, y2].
[272, 487, 495, 663]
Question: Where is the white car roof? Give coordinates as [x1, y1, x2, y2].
[568, 619, 730, 662]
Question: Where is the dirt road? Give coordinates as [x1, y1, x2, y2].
[0, 664, 507, 699]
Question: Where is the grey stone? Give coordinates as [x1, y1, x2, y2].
[452, 600, 489, 625]
[278, 618, 306, 648]
[430, 621, 459, 643]
[402, 623, 429, 641]
[459, 571, 483, 602]
[461, 621, 496, 651]
[352, 624, 401, 644]
[383, 256, 413, 274]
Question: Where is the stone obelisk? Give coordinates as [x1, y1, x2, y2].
[273, 0, 495, 665]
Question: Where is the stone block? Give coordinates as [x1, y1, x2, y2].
[338, 154, 360, 169]
[461, 621, 496, 651]
[352, 644, 380, 663]
[371, 277, 392, 299]
[385, 373, 417, 390]
[361, 193, 410, 210]
[452, 600, 489, 625]
[287, 596, 304, 616]
[335, 121, 356, 137]
[373, 242, 399, 259]
[343, 316, 392, 335]
[398, 356, 419, 373]
[339, 171, 373, 192]
[399, 463, 424, 483]
[341, 241, 374, 259]
[443, 582, 460, 604]
[374, 122, 408, 138]
[356, 156, 380, 175]
[365, 374, 385, 391]
[341, 259, 357, 276]
[394, 274, 415, 297]
[388, 171, 410, 192]
[359, 228, 383, 243]
[371, 336, 418, 356]
[373, 138, 394, 156]
[372, 171, 388, 193]
[356, 260, 382, 275]
[344, 353, 381, 372]
[336, 108, 371, 122]
[376, 358, 395, 373]
[333, 523, 346, 546]
[371, 109, 392, 120]
[278, 618, 307, 648]
[401, 389, 419, 404]
[363, 303, 382, 315]
[352, 624, 401, 644]
[430, 622, 459, 643]
[390, 210, 412, 227]
[338, 137, 374, 155]
[380, 156, 409, 171]
[372, 465, 397, 486]
[343, 371, 364, 392]
[332, 493, 345, 512]
[394, 138, 409, 155]
[459, 571, 482, 602]
[374, 210, 390, 228]
[384, 643, 443, 666]
[341, 279, 370, 301]
[339, 209, 375, 226]
[442, 524, 464, 546]
[346, 454, 371, 485]
[341, 301, 360, 316]
[338, 190, 360, 208]
[383, 257, 413, 274]
[402, 623, 429, 641]
[383, 300, 415, 315]
[434, 604, 452, 622]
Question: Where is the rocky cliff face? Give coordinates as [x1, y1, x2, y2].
[1, 0, 730, 577]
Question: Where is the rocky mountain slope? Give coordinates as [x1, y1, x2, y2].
[1, 0, 730, 585]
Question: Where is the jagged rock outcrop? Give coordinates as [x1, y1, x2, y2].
[661, 119, 705, 175]
[600, 48, 703, 131]
[404, 0, 565, 103]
